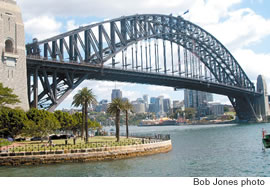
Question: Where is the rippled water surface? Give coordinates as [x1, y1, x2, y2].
[1, 123, 270, 177]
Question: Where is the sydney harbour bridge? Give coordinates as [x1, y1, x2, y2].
[0, 0, 269, 122]
[25, 14, 269, 122]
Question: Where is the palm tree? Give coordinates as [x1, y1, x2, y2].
[123, 100, 133, 139]
[72, 93, 84, 138]
[72, 88, 97, 142]
[107, 98, 124, 142]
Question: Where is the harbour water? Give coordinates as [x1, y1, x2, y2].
[1, 123, 270, 177]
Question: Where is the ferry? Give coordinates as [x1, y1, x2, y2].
[262, 129, 270, 149]
[139, 118, 184, 127]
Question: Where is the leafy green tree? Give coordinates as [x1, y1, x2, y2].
[71, 112, 83, 136]
[23, 117, 60, 141]
[170, 108, 184, 119]
[0, 83, 20, 108]
[26, 108, 51, 124]
[107, 98, 124, 142]
[89, 120, 102, 130]
[24, 108, 60, 141]
[72, 88, 97, 142]
[184, 108, 197, 120]
[122, 100, 133, 138]
[0, 108, 28, 138]
[54, 110, 75, 133]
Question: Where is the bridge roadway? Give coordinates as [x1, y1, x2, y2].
[27, 56, 261, 98]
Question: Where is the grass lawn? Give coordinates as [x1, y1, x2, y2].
[1, 136, 145, 153]
[18, 136, 138, 145]
[0, 138, 12, 147]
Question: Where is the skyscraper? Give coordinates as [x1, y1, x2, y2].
[163, 98, 171, 113]
[157, 96, 164, 114]
[143, 95, 149, 104]
[111, 89, 122, 101]
[184, 89, 213, 109]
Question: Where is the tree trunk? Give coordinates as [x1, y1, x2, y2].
[115, 109, 120, 142]
[85, 102, 88, 143]
[125, 110, 129, 139]
[81, 106, 85, 139]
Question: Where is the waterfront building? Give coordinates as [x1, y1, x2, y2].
[148, 103, 156, 113]
[184, 89, 214, 117]
[173, 100, 185, 113]
[132, 102, 146, 113]
[208, 102, 224, 116]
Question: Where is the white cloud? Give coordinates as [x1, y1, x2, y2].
[147, 86, 174, 92]
[188, 0, 241, 24]
[17, 0, 195, 19]
[66, 20, 78, 31]
[202, 8, 270, 50]
[233, 49, 270, 89]
[24, 16, 62, 40]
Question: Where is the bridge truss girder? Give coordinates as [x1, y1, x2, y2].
[25, 14, 261, 121]
[26, 14, 255, 91]
[27, 58, 260, 121]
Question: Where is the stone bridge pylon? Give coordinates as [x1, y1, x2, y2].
[0, 0, 29, 110]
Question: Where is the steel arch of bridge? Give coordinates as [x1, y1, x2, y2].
[26, 14, 260, 121]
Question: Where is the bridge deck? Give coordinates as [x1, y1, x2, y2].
[27, 57, 261, 98]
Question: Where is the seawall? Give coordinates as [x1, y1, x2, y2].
[0, 140, 172, 166]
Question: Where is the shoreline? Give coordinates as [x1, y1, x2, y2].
[0, 140, 172, 166]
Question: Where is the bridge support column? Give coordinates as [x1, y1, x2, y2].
[0, 0, 29, 110]
[229, 96, 258, 122]
[254, 75, 270, 121]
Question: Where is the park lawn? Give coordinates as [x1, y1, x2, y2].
[2, 136, 143, 153]
[14, 136, 140, 146]
[0, 138, 12, 147]
[225, 111, 236, 116]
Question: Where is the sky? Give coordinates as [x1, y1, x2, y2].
[15, 0, 270, 109]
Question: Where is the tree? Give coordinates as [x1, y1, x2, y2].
[72, 88, 97, 143]
[26, 108, 51, 124]
[0, 108, 28, 138]
[0, 83, 20, 108]
[107, 98, 124, 142]
[89, 120, 102, 130]
[224, 106, 230, 113]
[24, 108, 60, 141]
[184, 108, 197, 120]
[23, 117, 60, 141]
[54, 110, 75, 133]
[72, 94, 85, 138]
[71, 112, 83, 136]
[122, 100, 133, 138]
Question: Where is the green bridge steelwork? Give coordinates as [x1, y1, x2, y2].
[25, 14, 268, 122]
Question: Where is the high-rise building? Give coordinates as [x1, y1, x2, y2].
[184, 89, 214, 117]
[163, 98, 171, 113]
[157, 96, 164, 114]
[184, 89, 213, 108]
[133, 103, 146, 114]
[111, 89, 122, 101]
[150, 97, 157, 104]
[143, 95, 149, 104]
[208, 102, 224, 116]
